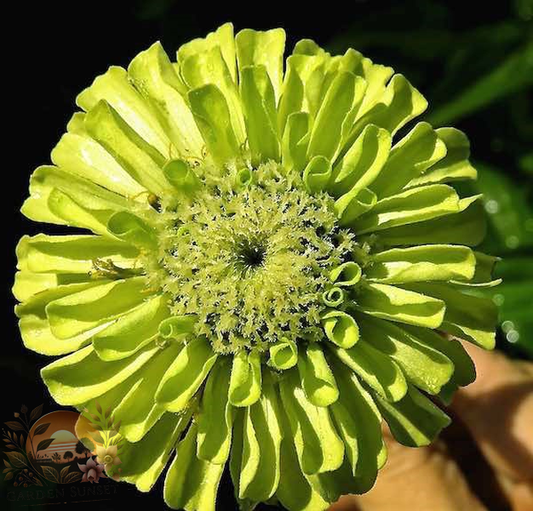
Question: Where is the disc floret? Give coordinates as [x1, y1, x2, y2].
[149, 160, 356, 353]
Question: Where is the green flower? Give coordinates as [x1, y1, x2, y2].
[13, 23, 499, 511]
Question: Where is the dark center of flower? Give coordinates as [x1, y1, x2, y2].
[234, 237, 267, 270]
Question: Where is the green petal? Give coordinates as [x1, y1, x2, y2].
[401, 325, 476, 387]
[335, 187, 378, 226]
[80, 368, 142, 421]
[76, 66, 171, 155]
[321, 287, 345, 307]
[330, 340, 407, 402]
[240, 65, 280, 166]
[276, 436, 329, 511]
[121, 411, 191, 492]
[375, 195, 486, 247]
[18, 314, 101, 356]
[45, 190, 115, 236]
[281, 111, 310, 172]
[351, 184, 460, 234]
[306, 458, 366, 504]
[51, 131, 145, 197]
[16, 280, 103, 318]
[13, 271, 91, 303]
[164, 423, 224, 511]
[277, 58, 305, 137]
[366, 244, 476, 284]
[307, 72, 366, 162]
[229, 350, 262, 407]
[92, 294, 169, 361]
[340, 49, 394, 115]
[181, 46, 245, 144]
[376, 384, 451, 447]
[21, 165, 131, 230]
[128, 42, 203, 156]
[286, 51, 328, 118]
[356, 315, 454, 394]
[468, 251, 500, 285]
[41, 342, 159, 405]
[163, 159, 202, 195]
[278, 368, 344, 475]
[159, 315, 197, 339]
[321, 310, 360, 349]
[297, 343, 339, 407]
[236, 28, 286, 101]
[17, 234, 139, 274]
[355, 282, 445, 328]
[408, 128, 477, 187]
[197, 359, 234, 464]
[155, 337, 218, 412]
[177, 23, 237, 83]
[107, 211, 158, 249]
[46, 276, 149, 339]
[303, 155, 332, 194]
[238, 373, 283, 501]
[329, 357, 386, 486]
[401, 283, 498, 349]
[329, 124, 391, 197]
[113, 341, 182, 442]
[229, 409, 246, 501]
[84, 100, 168, 196]
[370, 122, 447, 198]
[351, 74, 428, 139]
[268, 337, 298, 370]
[329, 261, 362, 287]
[16, 281, 107, 353]
[188, 84, 241, 164]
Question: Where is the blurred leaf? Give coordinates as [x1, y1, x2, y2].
[486, 258, 533, 356]
[520, 152, 533, 175]
[428, 43, 533, 125]
[473, 162, 533, 252]
[514, 0, 533, 20]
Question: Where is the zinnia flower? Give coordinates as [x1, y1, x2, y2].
[14, 23, 499, 511]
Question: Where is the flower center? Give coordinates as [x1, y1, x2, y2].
[103, 454, 113, 464]
[147, 161, 356, 354]
[234, 237, 267, 270]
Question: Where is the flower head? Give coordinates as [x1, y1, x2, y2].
[96, 444, 122, 473]
[14, 23, 499, 511]
[78, 457, 106, 483]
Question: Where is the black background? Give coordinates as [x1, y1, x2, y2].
[2, 1, 531, 510]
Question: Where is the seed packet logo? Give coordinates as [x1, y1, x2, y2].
[2, 405, 89, 487]
[75, 401, 123, 482]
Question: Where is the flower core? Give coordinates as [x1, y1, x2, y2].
[149, 161, 356, 353]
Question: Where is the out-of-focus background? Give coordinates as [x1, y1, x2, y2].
[2, 1, 532, 509]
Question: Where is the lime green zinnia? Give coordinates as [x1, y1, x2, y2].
[13, 23, 500, 511]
